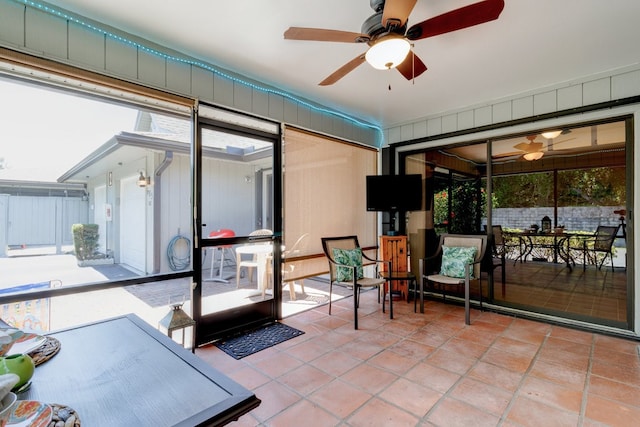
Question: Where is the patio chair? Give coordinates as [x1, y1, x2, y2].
[264, 233, 309, 300]
[580, 225, 619, 271]
[208, 229, 236, 283]
[321, 236, 390, 329]
[281, 233, 309, 300]
[484, 225, 506, 287]
[236, 229, 273, 288]
[419, 234, 487, 325]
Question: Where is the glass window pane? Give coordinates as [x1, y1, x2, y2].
[0, 77, 193, 331]
[200, 126, 275, 314]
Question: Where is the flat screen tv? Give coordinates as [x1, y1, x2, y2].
[366, 174, 422, 212]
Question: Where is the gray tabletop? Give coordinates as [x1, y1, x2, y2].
[21, 314, 260, 426]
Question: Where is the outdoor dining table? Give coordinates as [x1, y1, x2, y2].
[505, 230, 576, 271]
[20, 314, 260, 426]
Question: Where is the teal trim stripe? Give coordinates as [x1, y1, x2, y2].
[13, 0, 383, 146]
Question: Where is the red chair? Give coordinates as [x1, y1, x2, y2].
[208, 229, 236, 282]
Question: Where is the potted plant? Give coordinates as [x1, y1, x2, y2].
[71, 224, 113, 267]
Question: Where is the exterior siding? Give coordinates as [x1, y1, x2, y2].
[6, 196, 87, 247]
[384, 67, 640, 144]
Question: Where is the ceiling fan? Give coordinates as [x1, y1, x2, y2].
[513, 135, 545, 161]
[495, 133, 577, 161]
[491, 135, 545, 161]
[283, 0, 505, 86]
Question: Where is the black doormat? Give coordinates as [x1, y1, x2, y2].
[215, 322, 304, 359]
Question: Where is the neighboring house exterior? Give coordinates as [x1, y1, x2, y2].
[56, 112, 270, 275]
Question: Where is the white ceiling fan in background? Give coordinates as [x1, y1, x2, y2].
[494, 130, 575, 161]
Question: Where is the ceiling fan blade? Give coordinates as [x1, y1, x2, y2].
[396, 51, 428, 80]
[382, 0, 417, 28]
[548, 137, 577, 149]
[406, 0, 505, 41]
[514, 141, 543, 152]
[319, 54, 367, 86]
[284, 27, 368, 43]
[492, 151, 522, 159]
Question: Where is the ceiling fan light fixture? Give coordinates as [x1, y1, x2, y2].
[365, 35, 410, 70]
[523, 151, 544, 161]
[541, 130, 562, 139]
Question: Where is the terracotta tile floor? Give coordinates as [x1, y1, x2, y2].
[195, 290, 640, 427]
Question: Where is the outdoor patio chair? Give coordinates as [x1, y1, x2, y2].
[321, 236, 390, 329]
[419, 234, 487, 325]
[208, 229, 236, 283]
[263, 233, 309, 300]
[281, 233, 309, 300]
[579, 225, 620, 272]
[485, 225, 506, 287]
[236, 229, 273, 288]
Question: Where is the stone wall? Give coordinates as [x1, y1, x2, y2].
[490, 206, 625, 232]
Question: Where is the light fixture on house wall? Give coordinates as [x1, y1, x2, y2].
[137, 171, 150, 187]
[523, 151, 544, 161]
[541, 130, 562, 139]
[365, 34, 411, 70]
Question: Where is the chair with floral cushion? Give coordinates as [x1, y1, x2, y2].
[419, 234, 487, 325]
[321, 236, 390, 329]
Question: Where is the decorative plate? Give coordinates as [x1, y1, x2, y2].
[8, 334, 46, 356]
[8, 401, 52, 427]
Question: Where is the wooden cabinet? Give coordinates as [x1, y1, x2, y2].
[380, 235, 408, 300]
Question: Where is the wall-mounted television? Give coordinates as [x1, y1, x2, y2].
[366, 174, 423, 212]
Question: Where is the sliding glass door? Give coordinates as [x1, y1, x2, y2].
[402, 117, 631, 331]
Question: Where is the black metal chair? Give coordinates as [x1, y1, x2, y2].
[580, 225, 620, 271]
[321, 236, 389, 329]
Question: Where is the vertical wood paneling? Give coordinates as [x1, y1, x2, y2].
[297, 104, 311, 128]
[612, 70, 640, 99]
[400, 124, 414, 141]
[6, 196, 85, 246]
[191, 66, 214, 100]
[160, 155, 191, 272]
[557, 85, 583, 110]
[0, 0, 25, 46]
[492, 101, 512, 123]
[321, 112, 334, 135]
[333, 117, 346, 140]
[412, 120, 427, 139]
[138, 50, 166, 87]
[68, 22, 105, 70]
[512, 96, 534, 119]
[457, 110, 474, 130]
[427, 117, 442, 136]
[252, 89, 269, 117]
[388, 126, 401, 144]
[166, 60, 192, 95]
[309, 107, 322, 131]
[583, 77, 611, 105]
[283, 98, 298, 124]
[25, 7, 67, 60]
[474, 106, 492, 127]
[268, 93, 284, 121]
[201, 158, 255, 236]
[105, 37, 138, 79]
[233, 81, 252, 113]
[533, 90, 557, 115]
[442, 114, 457, 133]
[213, 73, 233, 106]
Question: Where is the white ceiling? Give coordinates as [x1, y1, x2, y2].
[45, 0, 640, 129]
